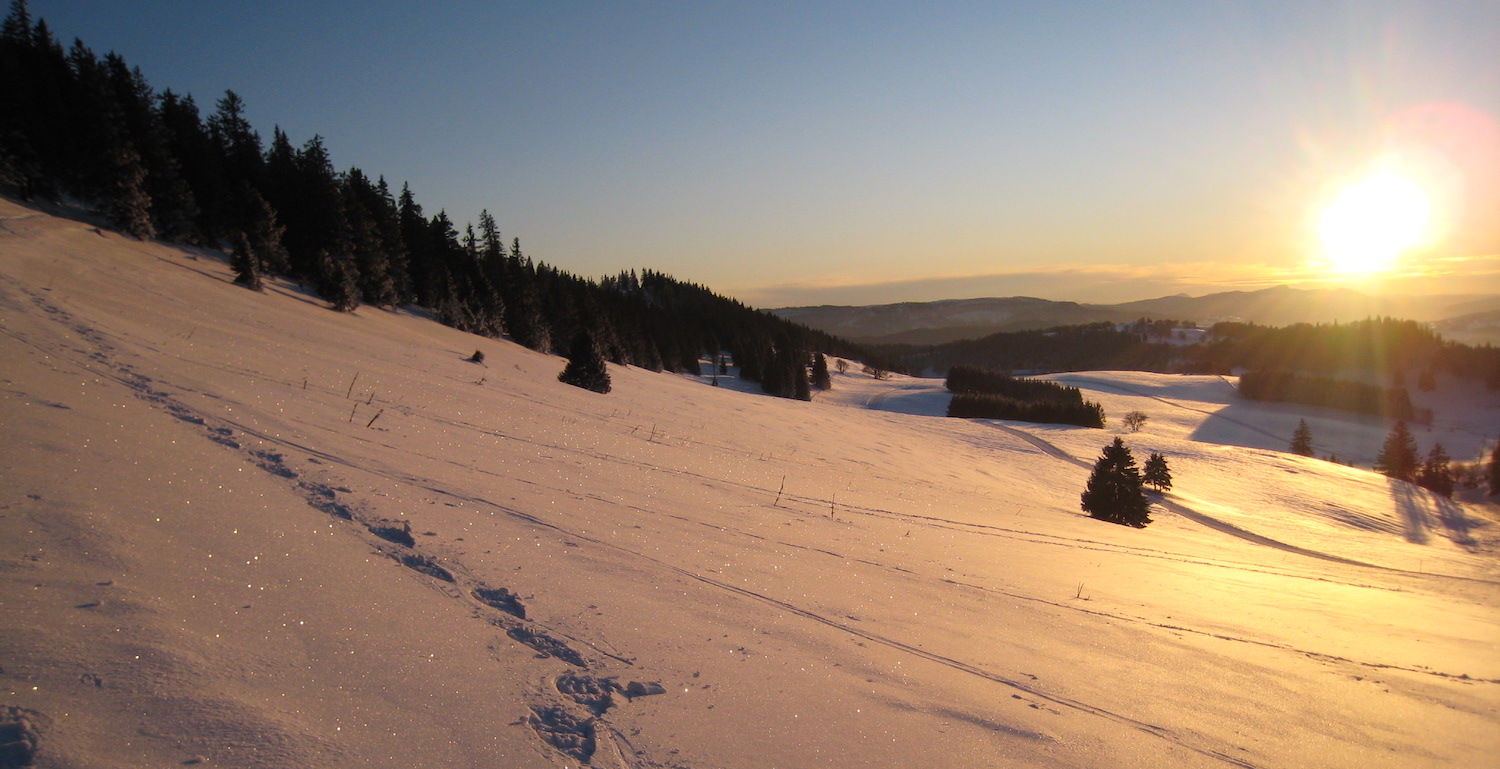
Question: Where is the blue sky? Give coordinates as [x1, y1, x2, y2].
[30, 1, 1500, 306]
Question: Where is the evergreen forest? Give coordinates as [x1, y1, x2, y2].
[0, 2, 886, 400]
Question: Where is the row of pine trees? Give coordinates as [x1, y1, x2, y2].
[0, 1, 877, 399]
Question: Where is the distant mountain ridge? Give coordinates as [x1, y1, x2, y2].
[771, 286, 1500, 345]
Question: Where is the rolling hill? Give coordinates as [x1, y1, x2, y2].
[2, 198, 1498, 769]
[774, 287, 1500, 345]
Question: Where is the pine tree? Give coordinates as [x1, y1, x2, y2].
[245, 189, 290, 274]
[559, 330, 610, 394]
[102, 141, 155, 239]
[1416, 443, 1453, 498]
[792, 352, 811, 401]
[230, 231, 261, 290]
[315, 244, 360, 312]
[1080, 437, 1151, 527]
[811, 351, 831, 390]
[1290, 419, 1314, 457]
[1143, 452, 1172, 492]
[1374, 420, 1420, 482]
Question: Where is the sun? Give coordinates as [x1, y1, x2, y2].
[1317, 171, 1430, 275]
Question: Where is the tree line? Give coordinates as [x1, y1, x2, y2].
[944, 365, 1105, 428]
[0, 1, 885, 399]
[879, 316, 1499, 393]
[1182, 318, 1500, 389]
[888, 322, 1177, 376]
[1238, 370, 1431, 424]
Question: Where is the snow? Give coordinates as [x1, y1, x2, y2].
[2, 197, 1497, 768]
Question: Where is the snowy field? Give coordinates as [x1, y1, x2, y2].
[2, 197, 1497, 768]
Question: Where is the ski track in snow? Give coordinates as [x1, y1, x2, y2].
[1, 282, 1265, 766]
[0, 281, 671, 767]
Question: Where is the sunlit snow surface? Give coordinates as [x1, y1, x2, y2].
[1, 197, 1496, 768]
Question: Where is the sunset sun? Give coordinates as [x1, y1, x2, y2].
[1317, 171, 1431, 275]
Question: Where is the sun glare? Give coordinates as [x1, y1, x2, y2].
[1317, 171, 1430, 275]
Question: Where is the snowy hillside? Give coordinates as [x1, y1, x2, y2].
[2, 197, 1497, 769]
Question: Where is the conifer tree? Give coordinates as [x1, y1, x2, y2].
[792, 351, 811, 401]
[559, 330, 611, 394]
[1417, 443, 1453, 498]
[230, 231, 261, 290]
[1290, 419, 1314, 457]
[207, 89, 263, 232]
[315, 244, 360, 312]
[102, 141, 155, 239]
[1143, 452, 1172, 492]
[245, 190, 290, 274]
[501, 236, 548, 351]
[1080, 437, 1151, 527]
[811, 351, 831, 390]
[1374, 420, 1420, 482]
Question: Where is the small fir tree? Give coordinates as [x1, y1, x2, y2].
[811, 352, 832, 390]
[103, 143, 156, 240]
[230, 231, 261, 290]
[1290, 419, 1314, 457]
[315, 245, 361, 312]
[559, 331, 611, 394]
[1374, 420, 1420, 482]
[1080, 437, 1151, 527]
[1417, 443, 1453, 498]
[247, 191, 291, 275]
[1143, 453, 1172, 492]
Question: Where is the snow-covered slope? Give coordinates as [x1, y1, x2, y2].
[2, 198, 1497, 768]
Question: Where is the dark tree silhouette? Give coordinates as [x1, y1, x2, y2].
[245, 190, 290, 274]
[101, 141, 155, 239]
[1290, 419, 1314, 457]
[1416, 444, 1453, 498]
[811, 351, 831, 390]
[1080, 437, 1151, 527]
[315, 245, 360, 312]
[1143, 453, 1172, 492]
[1374, 420, 1420, 482]
[559, 330, 610, 394]
[230, 231, 261, 290]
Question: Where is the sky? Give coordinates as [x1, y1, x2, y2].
[27, 1, 1500, 307]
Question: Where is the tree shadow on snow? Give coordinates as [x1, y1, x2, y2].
[1434, 496, 1477, 546]
[1387, 478, 1430, 545]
